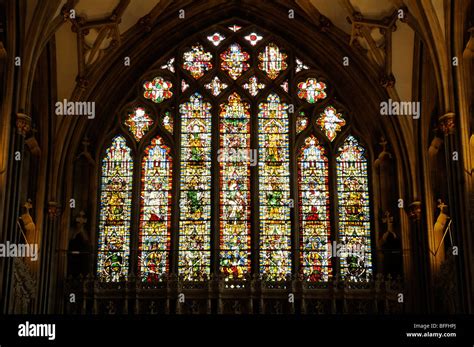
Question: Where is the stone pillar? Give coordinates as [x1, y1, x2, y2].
[1, 113, 30, 313]
[407, 201, 431, 312]
[36, 201, 61, 313]
[439, 112, 471, 312]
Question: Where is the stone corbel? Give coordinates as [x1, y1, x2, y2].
[16, 113, 32, 137]
[47, 201, 61, 220]
[408, 201, 422, 221]
[439, 112, 456, 135]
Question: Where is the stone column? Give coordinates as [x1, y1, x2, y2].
[1, 113, 31, 313]
[36, 201, 61, 313]
[439, 112, 471, 312]
[408, 201, 431, 312]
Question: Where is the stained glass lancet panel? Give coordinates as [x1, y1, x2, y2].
[336, 135, 372, 281]
[139, 136, 172, 282]
[97, 136, 133, 282]
[298, 136, 331, 282]
[179, 93, 212, 281]
[258, 93, 291, 281]
[219, 93, 251, 281]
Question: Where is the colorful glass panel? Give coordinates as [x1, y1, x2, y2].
[124, 107, 153, 141]
[139, 136, 172, 282]
[205, 76, 228, 96]
[244, 32, 263, 46]
[336, 136, 372, 281]
[163, 111, 173, 134]
[297, 78, 327, 103]
[207, 32, 225, 46]
[298, 136, 331, 281]
[183, 45, 213, 79]
[219, 93, 251, 281]
[258, 93, 291, 280]
[317, 106, 346, 141]
[179, 93, 212, 280]
[143, 77, 173, 103]
[97, 136, 133, 282]
[242, 75, 265, 96]
[220, 43, 250, 80]
[296, 114, 308, 134]
[258, 43, 288, 79]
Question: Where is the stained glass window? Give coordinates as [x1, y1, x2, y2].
[242, 75, 265, 96]
[97, 136, 133, 282]
[125, 107, 153, 141]
[139, 136, 172, 282]
[336, 135, 372, 281]
[219, 93, 251, 281]
[258, 43, 287, 79]
[244, 32, 263, 46]
[183, 45, 213, 79]
[97, 24, 375, 287]
[297, 78, 327, 103]
[161, 58, 175, 73]
[205, 76, 228, 96]
[296, 113, 308, 133]
[298, 136, 331, 282]
[143, 77, 173, 103]
[317, 106, 346, 141]
[179, 93, 212, 281]
[258, 93, 291, 281]
[207, 32, 225, 46]
[220, 43, 250, 80]
[162, 111, 173, 134]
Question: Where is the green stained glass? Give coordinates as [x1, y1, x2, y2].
[258, 93, 291, 281]
[97, 136, 133, 282]
[219, 93, 251, 282]
[139, 136, 172, 282]
[336, 135, 372, 281]
[179, 93, 212, 281]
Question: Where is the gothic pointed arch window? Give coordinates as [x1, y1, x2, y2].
[96, 22, 374, 284]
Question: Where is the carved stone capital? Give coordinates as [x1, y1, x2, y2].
[439, 112, 456, 135]
[16, 113, 31, 137]
[408, 201, 422, 221]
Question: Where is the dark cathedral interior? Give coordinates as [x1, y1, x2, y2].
[0, 0, 473, 343]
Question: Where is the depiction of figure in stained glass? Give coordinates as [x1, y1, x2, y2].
[179, 93, 212, 280]
[297, 78, 327, 103]
[220, 43, 250, 80]
[183, 45, 213, 79]
[258, 43, 288, 79]
[162, 111, 173, 134]
[139, 136, 172, 282]
[317, 106, 346, 141]
[296, 113, 308, 133]
[97, 136, 133, 282]
[336, 135, 372, 281]
[298, 136, 331, 282]
[143, 77, 173, 103]
[124, 107, 153, 141]
[258, 93, 291, 281]
[219, 93, 251, 281]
